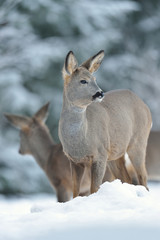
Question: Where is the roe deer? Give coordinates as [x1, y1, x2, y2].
[4, 103, 92, 202]
[4, 103, 129, 201]
[59, 50, 152, 197]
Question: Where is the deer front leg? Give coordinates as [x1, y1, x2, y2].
[56, 185, 71, 203]
[71, 161, 85, 198]
[91, 159, 107, 194]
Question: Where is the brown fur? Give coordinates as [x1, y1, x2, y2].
[21, 126, 30, 135]
[4, 104, 85, 202]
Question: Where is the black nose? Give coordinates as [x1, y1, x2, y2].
[100, 91, 104, 98]
[92, 91, 104, 100]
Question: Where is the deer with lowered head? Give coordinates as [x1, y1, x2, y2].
[59, 50, 152, 198]
[4, 103, 135, 201]
[4, 103, 92, 202]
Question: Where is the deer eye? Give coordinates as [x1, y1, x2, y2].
[80, 80, 88, 84]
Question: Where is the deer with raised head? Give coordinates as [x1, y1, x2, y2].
[59, 50, 152, 197]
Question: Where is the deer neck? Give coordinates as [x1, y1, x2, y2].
[30, 131, 55, 170]
[60, 92, 89, 160]
[62, 92, 88, 133]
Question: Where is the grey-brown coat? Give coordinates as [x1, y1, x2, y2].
[59, 50, 152, 197]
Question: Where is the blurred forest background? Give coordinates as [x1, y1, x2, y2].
[0, 0, 160, 196]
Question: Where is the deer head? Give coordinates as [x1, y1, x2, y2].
[62, 50, 105, 108]
[4, 103, 50, 155]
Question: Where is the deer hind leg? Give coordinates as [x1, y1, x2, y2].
[107, 156, 132, 184]
[124, 153, 139, 186]
[91, 159, 107, 194]
[71, 161, 85, 198]
[127, 145, 148, 190]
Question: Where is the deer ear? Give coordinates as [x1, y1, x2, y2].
[81, 50, 104, 73]
[4, 114, 30, 129]
[62, 51, 78, 81]
[34, 102, 50, 122]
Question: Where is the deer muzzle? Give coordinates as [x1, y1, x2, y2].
[92, 91, 104, 101]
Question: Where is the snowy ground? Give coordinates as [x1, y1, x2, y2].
[0, 180, 160, 240]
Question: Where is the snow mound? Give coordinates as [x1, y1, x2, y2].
[1, 180, 160, 240]
[30, 180, 156, 224]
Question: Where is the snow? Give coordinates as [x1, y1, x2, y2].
[1, 180, 160, 240]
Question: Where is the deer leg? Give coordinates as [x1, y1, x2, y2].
[124, 153, 139, 186]
[102, 164, 115, 182]
[127, 147, 148, 190]
[107, 157, 132, 184]
[56, 185, 71, 202]
[71, 161, 85, 198]
[79, 190, 90, 197]
[91, 160, 107, 194]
